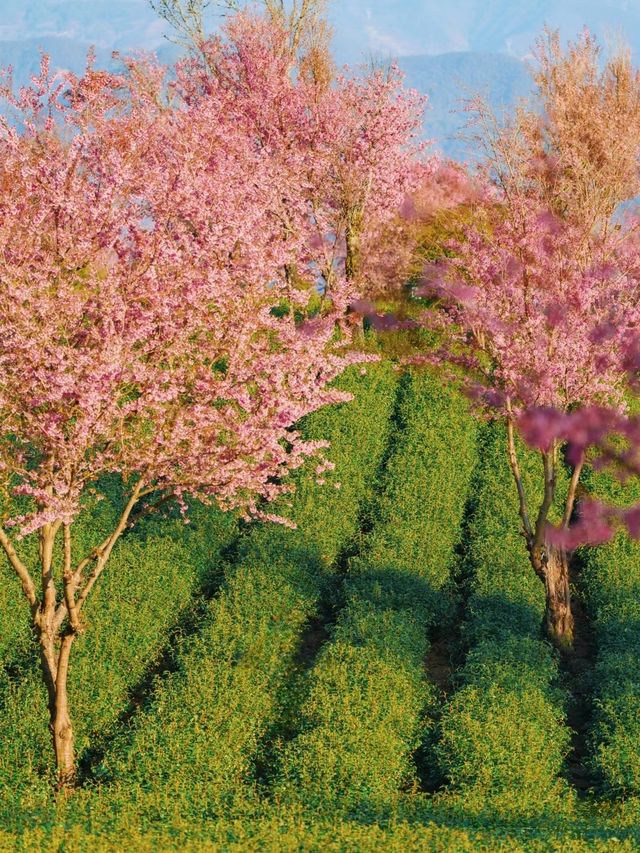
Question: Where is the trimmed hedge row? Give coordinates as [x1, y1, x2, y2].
[436, 423, 572, 818]
[82, 362, 399, 827]
[580, 462, 640, 796]
[4, 807, 637, 853]
[0, 501, 238, 821]
[274, 369, 479, 814]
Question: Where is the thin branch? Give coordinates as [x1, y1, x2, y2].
[75, 480, 146, 614]
[534, 445, 557, 550]
[0, 525, 37, 610]
[506, 405, 533, 543]
[68, 484, 159, 588]
[62, 524, 81, 634]
[562, 452, 585, 529]
[40, 522, 58, 633]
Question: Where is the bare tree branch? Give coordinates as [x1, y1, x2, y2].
[0, 525, 37, 610]
[75, 480, 146, 613]
[62, 524, 81, 634]
[534, 445, 557, 551]
[149, 0, 329, 63]
[562, 451, 585, 529]
[506, 402, 533, 544]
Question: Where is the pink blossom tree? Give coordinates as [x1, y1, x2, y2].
[0, 54, 364, 786]
[411, 29, 640, 648]
[518, 329, 640, 547]
[176, 16, 428, 307]
[307, 64, 428, 294]
[425, 200, 640, 646]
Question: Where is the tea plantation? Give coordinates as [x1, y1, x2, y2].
[1, 361, 640, 851]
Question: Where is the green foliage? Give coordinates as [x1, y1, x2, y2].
[80, 362, 400, 827]
[275, 369, 478, 814]
[0, 563, 30, 670]
[436, 423, 572, 818]
[2, 361, 640, 848]
[2, 800, 638, 852]
[581, 460, 640, 796]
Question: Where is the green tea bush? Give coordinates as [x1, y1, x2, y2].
[5, 806, 638, 853]
[436, 424, 572, 818]
[275, 370, 478, 814]
[581, 463, 640, 796]
[84, 362, 399, 826]
[0, 563, 30, 672]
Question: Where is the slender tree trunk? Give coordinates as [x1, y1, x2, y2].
[530, 543, 574, 648]
[1, 480, 147, 791]
[52, 633, 76, 786]
[284, 262, 298, 290]
[345, 206, 363, 282]
[543, 544, 574, 648]
[506, 429, 576, 649]
[39, 628, 77, 787]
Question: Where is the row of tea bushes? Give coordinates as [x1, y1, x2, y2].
[82, 363, 400, 829]
[436, 424, 572, 818]
[581, 463, 640, 796]
[275, 370, 478, 815]
[6, 805, 633, 853]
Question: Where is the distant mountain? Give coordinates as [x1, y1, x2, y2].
[0, 1, 172, 51]
[0, 37, 114, 81]
[397, 52, 532, 160]
[2, 3, 639, 162]
[0, 35, 179, 80]
[330, 0, 640, 63]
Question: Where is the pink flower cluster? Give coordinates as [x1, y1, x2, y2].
[426, 202, 640, 415]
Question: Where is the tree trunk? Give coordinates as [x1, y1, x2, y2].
[345, 207, 363, 282]
[52, 701, 75, 787]
[40, 631, 76, 787]
[544, 545, 574, 648]
[531, 544, 574, 648]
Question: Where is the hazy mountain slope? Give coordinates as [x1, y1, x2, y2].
[0, 35, 180, 89]
[0, 1, 170, 51]
[2, 1, 640, 64]
[330, 0, 640, 63]
[399, 52, 532, 160]
[0, 37, 114, 79]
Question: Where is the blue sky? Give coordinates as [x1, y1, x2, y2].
[2, 1, 640, 63]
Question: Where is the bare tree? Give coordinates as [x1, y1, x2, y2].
[150, 0, 330, 63]
[468, 28, 640, 241]
[149, 0, 212, 48]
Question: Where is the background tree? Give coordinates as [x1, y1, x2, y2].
[413, 29, 640, 647]
[469, 28, 640, 239]
[149, 0, 331, 73]
[424, 200, 640, 645]
[308, 64, 427, 295]
[174, 14, 427, 309]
